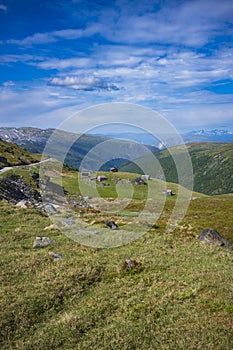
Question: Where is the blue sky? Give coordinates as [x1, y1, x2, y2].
[0, 0, 233, 132]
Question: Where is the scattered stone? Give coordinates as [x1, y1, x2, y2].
[199, 228, 233, 250]
[33, 236, 55, 248]
[43, 203, 58, 215]
[123, 259, 140, 270]
[61, 219, 75, 226]
[44, 224, 58, 231]
[16, 200, 28, 209]
[49, 251, 63, 261]
[73, 196, 92, 209]
[162, 189, 174, 196]
[105, 220, 119, 230]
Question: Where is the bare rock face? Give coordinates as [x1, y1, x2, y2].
[199, 228, 232, 250]
[0, 174, 41, 204]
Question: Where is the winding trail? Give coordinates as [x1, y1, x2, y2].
[0, 158, 52, 174]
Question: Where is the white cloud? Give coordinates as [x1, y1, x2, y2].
[1, 0, 233, 131]
[49, 75, 120, 91]
[0, 54, 37, 65]
[1, 80, 233, 132]
[6, 25, 101, 46]
[6, 0, 233, 48]
[96, 0, 233, 47]
[0, 4, 7, 11]
[3, 81, 16, 87]
[33, 57, 92, 70]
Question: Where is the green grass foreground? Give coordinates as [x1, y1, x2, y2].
[0, 188, 233, 349]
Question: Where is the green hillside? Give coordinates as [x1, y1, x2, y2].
[0, 139, 41, 169]
[0, 198, 232, 349]
[120, 143, 233, 195]
[0, 165, 233, 349]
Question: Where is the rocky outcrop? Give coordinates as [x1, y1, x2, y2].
[0, 174, 41, 204]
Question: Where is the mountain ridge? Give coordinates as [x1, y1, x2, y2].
[0, 127, 157, 170]
[120, 142, 233, 195]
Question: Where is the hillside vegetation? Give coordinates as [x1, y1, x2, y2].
[120, 143, 233, 195]
[0, 139, 41, 169]
[0, 163, 233, 349]
[0, 196, 233, 349]
[0, 140, 232, 349]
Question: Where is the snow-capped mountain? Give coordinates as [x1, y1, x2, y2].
[183, 129, 233, 143]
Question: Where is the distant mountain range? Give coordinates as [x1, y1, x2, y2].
[0, 127, 156, 171]
[90, 129, 233, 147]
[1, 127, 232, 155]
[183, 129, 233, 143]
[0, 127, 232, 195]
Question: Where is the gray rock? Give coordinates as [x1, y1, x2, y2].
[61, 219, 75, 226]
[73, 196, 92, 209]
[105, 220, 119, 230]
[0, 174, 41, 204]
[199, 228, 233, 250]
[49, 251, 63, 261]
[43, 203, 58, 215]
[33, 236, 55, 248]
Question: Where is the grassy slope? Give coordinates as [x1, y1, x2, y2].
[0, 139, 41, 169]
[0, 169, 233, 349]
[120, 143, 233, 195]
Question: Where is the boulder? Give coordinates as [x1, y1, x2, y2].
[199, 228, 232, 250]
[33, 236, 55, 248]
[105, 220, 119, 230]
